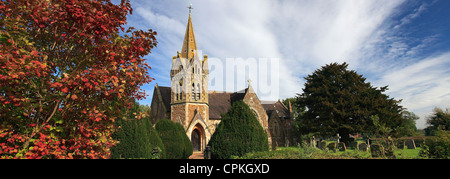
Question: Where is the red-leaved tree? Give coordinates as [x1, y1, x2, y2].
[0, 0, 157, 159]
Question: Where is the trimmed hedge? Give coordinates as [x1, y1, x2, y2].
[155, 119, 193, 159]
[111, 117, 165, 159]
[208, 101, 269, 159]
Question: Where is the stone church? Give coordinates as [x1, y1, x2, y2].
[149, 12, 294, 152]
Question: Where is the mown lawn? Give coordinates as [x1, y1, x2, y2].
[236, 146, 423, 159]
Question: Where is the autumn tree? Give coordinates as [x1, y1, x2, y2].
[297, 62, 403, 144]
[0, 0, 157, 159]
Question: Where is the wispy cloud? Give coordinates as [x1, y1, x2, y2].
[126, 0, 449, 129]
[376, 52, 450, 128]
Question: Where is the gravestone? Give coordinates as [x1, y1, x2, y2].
[396, 140, 405, 149]
[311, 136, 316, 148]
[370, 144, 384, 158]
[405, 139, 416, 149]
[337, 142, 347, 151]
[358, 143, 368, 151]
[414, 138, 424, 147]
[327, 142, 337, 152]
[318, 141, 327, 150]
[348, 141, 358, 149]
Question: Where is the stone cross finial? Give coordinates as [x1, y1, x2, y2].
[187, 2, 193, 13]
[337, 133, 341, 143]
[248, 79, 252, 85]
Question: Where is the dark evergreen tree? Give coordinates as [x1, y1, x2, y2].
[111, 101, 165, 159]
[208, 101, 269, 159]
[297, 62, 403, 143]
[425, 107, 450, 136]
[155, 119, 193, 159]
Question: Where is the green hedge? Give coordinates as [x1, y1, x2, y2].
[208, 101, 269, 159]
[155, 119, 193, 159]
[420, 130, 450, 159]
[111, 117, 165, 159]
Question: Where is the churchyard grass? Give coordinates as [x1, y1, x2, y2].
[236, 145, 423, 159]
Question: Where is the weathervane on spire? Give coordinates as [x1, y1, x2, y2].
[187, 2, 194, 13]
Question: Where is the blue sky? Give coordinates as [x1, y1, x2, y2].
[116, 0, 450, 129]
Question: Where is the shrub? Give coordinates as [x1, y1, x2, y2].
[208, 101, 269, 159]
[111, 117, 165, 159]
[420, 130, 450, 159]
[155, 119, 192, 159]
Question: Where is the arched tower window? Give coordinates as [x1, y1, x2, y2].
[192, 83, 195, 100]
[176, 84, 179, 100]
[197, 83, 200, 99]
[179, 79, 183, 100]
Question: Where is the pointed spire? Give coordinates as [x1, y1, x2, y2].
[181, 11, 197, 61]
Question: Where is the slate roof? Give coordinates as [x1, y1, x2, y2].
[156, 86, 290, 120]
[208, 91, 246, 119]
[261, 101, 290, 119]
[157, 86, 172, 112]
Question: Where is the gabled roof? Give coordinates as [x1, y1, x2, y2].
[155, 86, 289, 120]
[157, 86, 172, 112]
[261, 101, 290, 119]
[208, 91, 246, 119]
[155, 86, 248, 119]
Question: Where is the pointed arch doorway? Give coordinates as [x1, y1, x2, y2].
[191, 124, 205, 152]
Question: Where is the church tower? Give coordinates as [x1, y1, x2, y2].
[170, 9, 211, 152]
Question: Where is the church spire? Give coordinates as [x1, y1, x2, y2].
[181, 6, 197, 61]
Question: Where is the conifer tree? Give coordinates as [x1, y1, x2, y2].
[208, 101, 269, 159]
[155, 119, 192, 159]
[111, 101, 164, 159]
[297, 62, 403, 143]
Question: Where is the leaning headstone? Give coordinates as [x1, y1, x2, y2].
[405, 139, 416, 149]
[318, 141, 327, 150]
[327, 142, 337, 152]
[370, 144, 384, 158]
[337, 142, 347, 151]
[358, 143, 368, 151]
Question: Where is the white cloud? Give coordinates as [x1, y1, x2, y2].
[129, 0, 449, 129]
[185, 0, 407, 101]
[376, 52, 450, 129]
[133, 0, 406, 100]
